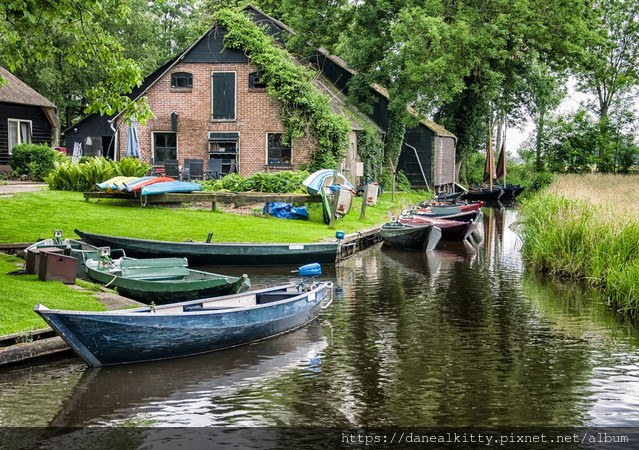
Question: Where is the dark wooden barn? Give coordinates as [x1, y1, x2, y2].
[0, 66, 59, 171]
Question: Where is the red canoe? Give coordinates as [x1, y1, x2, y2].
[400, 214, 477, 241]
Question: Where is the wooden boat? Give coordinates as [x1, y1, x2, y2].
[123, 176, 175, 193]
[498, 184, 525, 202]
[141, 180, 202, 195]
[302, 169, 354, 195]
[414, 201, 482, 216]
[380, 221, 442, 251]
[461, 187, 503, 202]
[48, 321, 328, 426]
[83, 254, 250, 304]
[24, 230, 123, 277]
[74, 229, 340, 265]
[399, 214, 478, 241]
[410, 209, 480, 222]
[34, 273, 334, 367]
[435, 191, 464, 202]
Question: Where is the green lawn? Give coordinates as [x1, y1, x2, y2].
[0, 188, 428, 335]
[0, 189, 427, 243]
[0, 254, 107, 335]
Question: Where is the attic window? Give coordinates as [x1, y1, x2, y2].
[249, 71, 266, 89]
[171, 72, 193, 89]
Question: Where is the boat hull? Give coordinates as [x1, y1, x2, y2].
[34, 283, 332, 366]
[400, 216, 476, 241]
[75, 229, 339, 265]
[380, 223, 442, 251]
[461, 188, 503, 202]
[84, 261, 250, 304]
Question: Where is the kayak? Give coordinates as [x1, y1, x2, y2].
[140, 181, 202, 195]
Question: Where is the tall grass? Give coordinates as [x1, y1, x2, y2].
[518, 174, 639, 316]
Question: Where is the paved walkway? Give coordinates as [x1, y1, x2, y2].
[0, 181, 47, 195]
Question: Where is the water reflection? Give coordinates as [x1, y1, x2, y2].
[49, 321, 328, 427]
[1, 208, 638, 429]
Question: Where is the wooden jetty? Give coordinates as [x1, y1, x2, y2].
[83, 191, 322, 212]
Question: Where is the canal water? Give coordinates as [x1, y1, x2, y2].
[1, 208, 639, 434]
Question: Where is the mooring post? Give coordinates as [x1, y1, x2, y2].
[328, 190, 340, 229]
[359, 183, 369, 220]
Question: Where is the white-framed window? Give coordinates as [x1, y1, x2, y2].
[211, 71, 236, 121]
[8, 119, 32, 154]
[266, 133, 291, 166]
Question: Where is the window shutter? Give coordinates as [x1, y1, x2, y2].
[211, 72, 236, 120]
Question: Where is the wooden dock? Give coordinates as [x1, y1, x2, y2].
[83, 191, 322, 211]
[336, 226, 382, 260]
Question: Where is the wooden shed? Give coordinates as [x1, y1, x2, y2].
[0, 66, 59, 171]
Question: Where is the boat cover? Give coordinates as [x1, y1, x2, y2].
[263, 202, 309, 220]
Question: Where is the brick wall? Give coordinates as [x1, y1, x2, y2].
[117, 62, 315, 176]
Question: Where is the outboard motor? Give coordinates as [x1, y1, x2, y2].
[294, 262, 322, 291]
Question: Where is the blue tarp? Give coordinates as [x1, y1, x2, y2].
[263, 202, 309, 220]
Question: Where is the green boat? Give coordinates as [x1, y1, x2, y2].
[84, 254, 250, 304]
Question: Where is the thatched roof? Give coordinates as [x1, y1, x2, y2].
[0, 66, 56, 108]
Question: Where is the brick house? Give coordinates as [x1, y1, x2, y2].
[66, 22, 373, 182]
[67, 5, 456, 190]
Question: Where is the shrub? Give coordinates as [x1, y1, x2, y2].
[200, 171, 309, 193]
[10, 144, 57, 181]
[45, 157, 150, 191]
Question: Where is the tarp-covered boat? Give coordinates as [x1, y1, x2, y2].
[74, 229, 339, 265]
[34, 268, 333, 367]
[83, 253, 250, 304]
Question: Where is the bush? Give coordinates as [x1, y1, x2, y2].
[45, 157, 151, 191]
[10, 144, 57, 181]
[200, 171, 309, 193]
[528, 171, 555, 195]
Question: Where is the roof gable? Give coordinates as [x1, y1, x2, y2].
[0, 66, 56, 108]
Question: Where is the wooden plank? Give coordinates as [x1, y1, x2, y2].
[83, 191, 323, 204]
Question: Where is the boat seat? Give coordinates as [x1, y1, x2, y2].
[120, 258, 189, 280]
[182, 304, 236, 312]
[256, 292, 297, 304]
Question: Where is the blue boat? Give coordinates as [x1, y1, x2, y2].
[141, 180, 202, 195]
[34, 265, 333, 366]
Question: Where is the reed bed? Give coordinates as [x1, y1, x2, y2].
[518, 174, 639, 316]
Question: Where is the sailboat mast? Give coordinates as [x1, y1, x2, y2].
[488, 126, 493, 191]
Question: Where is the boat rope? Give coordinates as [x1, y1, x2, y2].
[103, 274, 118, 288]
[320, 283, 334, 309]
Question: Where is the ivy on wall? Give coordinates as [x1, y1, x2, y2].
[218, 8, 352, 171]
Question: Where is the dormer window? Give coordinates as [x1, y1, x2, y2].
[171, 72, 193, 89]
[249, 71, 266, 89]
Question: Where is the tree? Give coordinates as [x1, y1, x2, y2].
[573, 0, 639, 170]
[523, 59, 566, 171]
[1, 0, 204, 133]
[1, 0, 152, 125]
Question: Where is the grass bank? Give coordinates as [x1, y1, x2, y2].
[518, 174, 639, 316]
[0, 254, 107, 335]
[0, 189, 426, 243]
